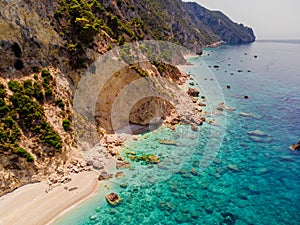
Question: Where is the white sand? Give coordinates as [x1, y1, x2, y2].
[0, 171, 99, 225]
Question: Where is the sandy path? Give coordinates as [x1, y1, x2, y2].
[0, 171, 98, 225]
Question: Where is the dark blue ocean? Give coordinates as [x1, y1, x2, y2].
[55, 41, 300, 225]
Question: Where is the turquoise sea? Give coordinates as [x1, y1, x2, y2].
[55, 41, 300, 225]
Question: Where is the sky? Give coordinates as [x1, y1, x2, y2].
[185, 0, 300, 40]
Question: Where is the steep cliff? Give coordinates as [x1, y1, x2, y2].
[185, 2, 256, 44]
[0, 0, 255, 76]
[0, 0, 255, 195]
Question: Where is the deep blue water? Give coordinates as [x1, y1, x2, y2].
[55, 41, 300, 225]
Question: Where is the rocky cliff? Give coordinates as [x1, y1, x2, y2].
[185, 2, 256, 45]
[0, 0, 255, 195]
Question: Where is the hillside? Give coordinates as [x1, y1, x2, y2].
[0, 0, 255, 195]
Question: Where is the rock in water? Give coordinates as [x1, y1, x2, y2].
[249, 135, 272, 143]
[191, 123, 199, 131]
[290, 140, 300, 151]
[187, 87, 200, 97]
[159, 139, 179, 146]
[116, 161, 130, 169]
[148, 155, 160, 164]
[248, 129, 267, 137]
[221, 212, 236, 225]
[105, 193, 121, 206]
[98, 171, 113, 181]
[239, 112, 252, 117]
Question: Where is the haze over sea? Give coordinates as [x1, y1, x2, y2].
[55, 40, 300, 225]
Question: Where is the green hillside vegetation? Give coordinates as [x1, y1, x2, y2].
[55, 0, 145, 68]
[0, 70, 64, 162]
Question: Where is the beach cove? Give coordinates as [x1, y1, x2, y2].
[1, 41, 299, 225]
[54, 41, 300, 225]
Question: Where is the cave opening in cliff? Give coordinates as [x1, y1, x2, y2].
[12, 42, 22, 58]
[14, 59, 24, 70]
[94, 64, 175, 135]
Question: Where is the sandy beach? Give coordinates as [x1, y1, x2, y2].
[0, 171, 99, 225]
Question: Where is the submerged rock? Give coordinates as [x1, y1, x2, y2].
[191, 168, 198, 176]
[116, 161, 130, 169]
[174, 213, 186, 223]
[217, 102, 235, 112]
[120, 183, 127, 188]
[105, 192, 121, 206]
[159, 139, 179, 146]
[227, 164, 240, 172]
[248, 129, 267, 137]
[239, 112, 253, 117]
[249, 136, 272, 143]
[221, 212, 236, 225]
[157, 163, 169, 170]
[115, 171, 125, 178]
[89, 214, 98, 221]
[248, 129, 273, 142]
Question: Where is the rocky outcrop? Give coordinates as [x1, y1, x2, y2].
[0, 0, 255, 78]
[0, 0, 63, 77]
[105, 192, 121, 205]
[0, 0, 255, 195]
[290, 140, 300, 151]
[185, 2, 255, 45]
[187, 87, 200, 97]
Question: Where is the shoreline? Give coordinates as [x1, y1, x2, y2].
[0, 49, 205, 225]
[46, 174, 100, 225]
[0, 171, 99, 225]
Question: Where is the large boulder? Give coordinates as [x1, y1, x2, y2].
[148, 155, 160, 164]
[116, 161, 130, 169]
[105, 192, 121, 206]
[98, 171, 113, 181]
[93, 162, 104, 170]
[187, 87, 200, 97]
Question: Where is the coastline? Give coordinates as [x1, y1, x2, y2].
[0, 51, 205, 225]
[0, 171, 99, 225]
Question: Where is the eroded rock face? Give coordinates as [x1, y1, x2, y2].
[95, 62, 180, 133]
[0, 0, 63, 77]
[185, 2, 255, 45]
[129, 97, 171, 126]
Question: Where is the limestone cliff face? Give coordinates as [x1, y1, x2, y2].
[0, 0, 255, 78]
[94, 60, 203, 134]
[0, 0, 63, 77]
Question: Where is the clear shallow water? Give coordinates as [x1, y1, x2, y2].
[55, 41, 300, 225]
